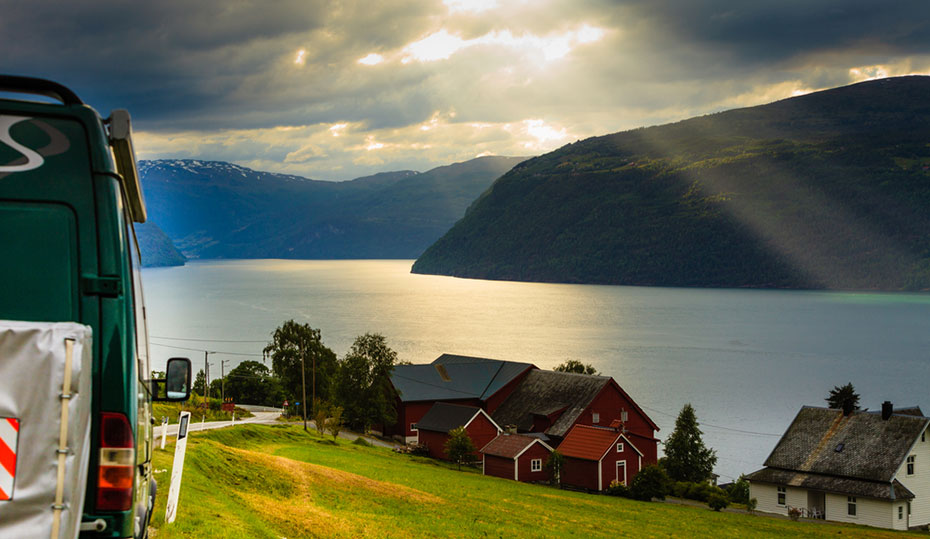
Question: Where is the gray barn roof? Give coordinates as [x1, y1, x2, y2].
[490, 370, 610, 438]
[390, 354, 534, 403]
[416, 402, 495, 433]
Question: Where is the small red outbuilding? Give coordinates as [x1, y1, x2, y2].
[558, 424, 643, 492]
[416, 402, 501, 461]
[480, 433, 554, 483]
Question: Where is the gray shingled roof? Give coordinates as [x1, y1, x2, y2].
[390, 355, 534, 403]
[745, 468, 914, 501]
[490, 370, 609, 438]
[416, 402, 494, 433]
[763, 407, 929, 483]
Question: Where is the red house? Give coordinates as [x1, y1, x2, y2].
[382, 354, 535, 442]
[416, 402, 502, 461]
[480, 433, 554, 483]
[559, 424, 645, 491]
[490, 370, 660, 462]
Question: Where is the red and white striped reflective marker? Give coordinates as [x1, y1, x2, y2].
[0, 417, 19, 500]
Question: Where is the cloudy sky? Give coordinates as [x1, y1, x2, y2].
[4, 0, 929, 180]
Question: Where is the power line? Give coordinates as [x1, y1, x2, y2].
[640, 404, 781, 437]
[150, 342, 264, 358]
[151, 335, 267, 344]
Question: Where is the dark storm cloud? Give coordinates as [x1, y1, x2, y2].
[0, 0, 439, 130]
[611, 0, 930, 67]
[5, 0, 929, 179]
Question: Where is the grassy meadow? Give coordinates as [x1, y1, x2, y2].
[148, 424, 918, 538]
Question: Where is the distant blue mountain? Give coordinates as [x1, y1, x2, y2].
[138, 156, 525, 264]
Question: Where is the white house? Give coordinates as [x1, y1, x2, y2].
[746, 403, 930, 530]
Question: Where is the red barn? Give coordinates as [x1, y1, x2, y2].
[416, 402, 502, 461]
[490, 370, 659, 462]
[558, 424, 644, 491]
[382, 354, 535, 442]
[480, 433, 554, 483]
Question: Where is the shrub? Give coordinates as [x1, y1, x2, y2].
[605, 480, 630, 498]
[545, 451, 564, 487]
[670, 481, 725, 503]
[746, 497, 757, 514]
[727, 476, 750, 505]
[630, 465, 670, 501]
[708, 492, 729, 511]
[788, 506, 803, 521]
[445, 427, 476, 470]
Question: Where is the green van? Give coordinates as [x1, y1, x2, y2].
[0, 75, 191, 538]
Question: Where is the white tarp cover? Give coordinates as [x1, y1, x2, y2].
[0, 321, 92, 539]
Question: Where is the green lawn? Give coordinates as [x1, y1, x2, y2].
[149, 425, 918, 538]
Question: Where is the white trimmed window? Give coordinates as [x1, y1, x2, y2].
[847, 496, 857, 516]
[410, 422, 418, 432]
[531, 458, 542, 472]
[616, 442, 624, 453]
[777, 487, 786, 506]
[592, 412, 600, 424]
[907, 455, 916, 475]
[899, 505, 904, 520]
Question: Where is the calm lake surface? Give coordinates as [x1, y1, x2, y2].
[143, 259, 930, 481]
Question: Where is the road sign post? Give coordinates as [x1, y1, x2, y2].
[165, 411, 191, 524]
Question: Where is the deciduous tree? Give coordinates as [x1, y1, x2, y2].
[332, 333, 398, 432]
[327, 406, 343, 441]
[264, 320, 337, 408]
[662, 403, 717, 483]
[553, 360, 599, 375]
[224, 360, 284, 407]
[445, 426, 476, 470]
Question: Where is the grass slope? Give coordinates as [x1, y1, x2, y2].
[149, 425, 915, 538]
[413, 76, 930, 290]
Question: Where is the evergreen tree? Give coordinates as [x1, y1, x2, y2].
[445, 427, 476, 470]
[826, 382, 860, 412]
[662, 403, 717, 483]
[193, 369, 206, 396]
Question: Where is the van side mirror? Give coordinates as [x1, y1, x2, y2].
[152, 357, 192, 402]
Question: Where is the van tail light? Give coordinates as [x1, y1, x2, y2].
[96, 412, 135, 511]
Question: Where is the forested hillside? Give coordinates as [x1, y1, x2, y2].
[413, 76, 930, 290]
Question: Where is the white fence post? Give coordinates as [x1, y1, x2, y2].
[165, 411, 191, 524]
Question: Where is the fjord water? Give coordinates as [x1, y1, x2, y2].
[143, 259, 930, 481]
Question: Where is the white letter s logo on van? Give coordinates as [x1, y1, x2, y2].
[0, 116, 71, 177]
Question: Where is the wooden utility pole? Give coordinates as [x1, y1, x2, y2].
[221, 359, 230, 403]
[300, 339, 308, 432]
[203, 351, 209, 405]
[312, 350, 316, 415]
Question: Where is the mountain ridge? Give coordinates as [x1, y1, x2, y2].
[413, 76, 930, 290]
[138, 155, 526, 263]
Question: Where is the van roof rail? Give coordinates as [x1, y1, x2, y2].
[0, 75, 83, 106]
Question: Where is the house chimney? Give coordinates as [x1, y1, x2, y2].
[882, 401, 893, 420]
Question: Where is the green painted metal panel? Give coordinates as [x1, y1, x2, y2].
[0, 202, 78, 321]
